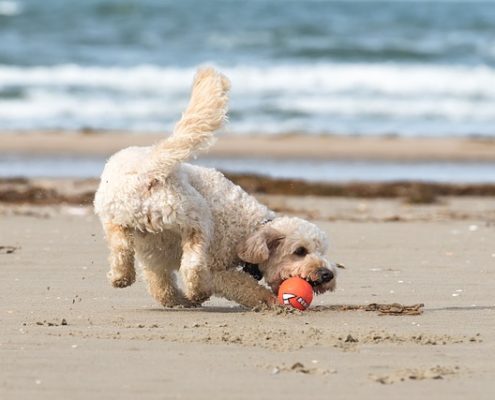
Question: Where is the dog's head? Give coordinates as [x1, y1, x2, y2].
[237, 217, 337, 295]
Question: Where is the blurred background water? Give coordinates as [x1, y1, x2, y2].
[1, 0, 495, 137]
[2, 154, 495, 182]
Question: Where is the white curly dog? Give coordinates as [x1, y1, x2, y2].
[94, 68, 337, 308]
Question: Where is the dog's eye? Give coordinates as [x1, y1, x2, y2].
[294, 247, 308, 257]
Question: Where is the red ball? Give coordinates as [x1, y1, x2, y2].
[277, 277, 313, 311]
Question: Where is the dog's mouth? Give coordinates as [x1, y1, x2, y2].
[303, 268, 336, 294]
[306, 270, 334, 285]
[305, 277, 330, 294]
[306, 277, 324, 287]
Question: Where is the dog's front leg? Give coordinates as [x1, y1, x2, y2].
[180, 228, 212, 306]
[104, 223, 136, 288]
[212, 269, 276, 309]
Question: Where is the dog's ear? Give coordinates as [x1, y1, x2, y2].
[237, 227, 283, 264]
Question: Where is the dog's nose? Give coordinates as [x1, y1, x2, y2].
[318, 268, 334, 283]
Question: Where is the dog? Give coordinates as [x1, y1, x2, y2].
[94, 68, 337, 308]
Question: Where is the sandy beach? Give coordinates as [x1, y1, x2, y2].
[1, 191, 494, 399]
[2, 132, 495, 162]
[2, 1, 495, 398]
[1, 131, 494, 400]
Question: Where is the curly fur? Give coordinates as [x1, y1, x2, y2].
[94, 67, 337, 309]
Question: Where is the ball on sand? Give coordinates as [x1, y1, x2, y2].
[277, 277, 313, 311]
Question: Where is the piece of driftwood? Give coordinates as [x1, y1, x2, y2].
[314, 303, 424, 316]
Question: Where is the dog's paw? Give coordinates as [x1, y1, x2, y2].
[185, 291, 211, 307]
[157, 294, 196, 308]
[247, 293, 278, 311]
[252, 301, 300, 314]
[107, 270, 136, 288]
[178, 300, 202, 309]
[183, 281, 212, 306]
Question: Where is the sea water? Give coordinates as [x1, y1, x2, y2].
[1, 0, 495, 137]
[2, 155, 495, 183]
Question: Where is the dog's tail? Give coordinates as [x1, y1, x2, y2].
[146, 67, 230, 178]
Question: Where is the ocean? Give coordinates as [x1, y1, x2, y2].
[1, 0, 495, 137]
[2, 154, 495, 183]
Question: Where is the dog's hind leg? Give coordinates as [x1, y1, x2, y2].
[180, 228, 213, 306]
[104, 223, 136, 288]
[136, 232, 190, 307]
[142, 267, 189, 307]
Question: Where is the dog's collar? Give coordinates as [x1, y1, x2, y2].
[260, 217, 274, 226]
[241, 261, 263, 281]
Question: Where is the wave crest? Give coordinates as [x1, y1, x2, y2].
[0, 1, 22, 16]
[1, 63, 495, 136]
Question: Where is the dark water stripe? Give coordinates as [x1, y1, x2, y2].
[1, 0, 495, 66]
[1, 155, 495, 184]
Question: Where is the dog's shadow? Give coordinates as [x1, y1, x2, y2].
[144, 305, 247, 314]
[143, 302, 428, 315]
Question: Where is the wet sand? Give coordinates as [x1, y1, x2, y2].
[1, 130, 494, 399]
[1, 195, 494, 399]
[2, 131, 495, 161]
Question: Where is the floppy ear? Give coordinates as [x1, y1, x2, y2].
[237, 227, 283, 264]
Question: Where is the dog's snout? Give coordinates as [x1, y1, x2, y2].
[318, 268, 334, 283]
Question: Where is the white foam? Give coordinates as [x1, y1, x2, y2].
[224, 64, 495, 97]
[1, 63, 495, 97]
[281, 96, 495, 120]
[0, 1, 21, 16]
[0, 64, 196, 93]
[1, 63, 495, 135]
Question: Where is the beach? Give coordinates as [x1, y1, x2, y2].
[2, 132, 495, 161]
[1, 191, 494, 399]
[2, 1, 495, 398]
[1, 97, 495, 400]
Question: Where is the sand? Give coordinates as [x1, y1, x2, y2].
[2, 131, 495, 161]
[1, 195, 494, 400]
